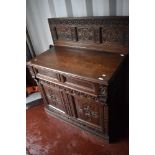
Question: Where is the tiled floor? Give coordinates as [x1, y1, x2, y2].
[26, 103, 129, 155]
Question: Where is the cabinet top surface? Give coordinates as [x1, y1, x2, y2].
[29, 46, 125, 83]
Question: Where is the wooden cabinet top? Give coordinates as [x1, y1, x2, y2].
[28, 46, 125, 84]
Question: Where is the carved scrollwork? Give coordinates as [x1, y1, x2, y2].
[78, 28, 94, 41]
[57, 27, 72, 40]
[40, 79, 107, 105]
[49, 17, 128, 27]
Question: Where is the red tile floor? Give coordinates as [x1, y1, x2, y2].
[26, 103, 129, 155]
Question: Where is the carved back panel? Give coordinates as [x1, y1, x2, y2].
[48, 16, 129, 54]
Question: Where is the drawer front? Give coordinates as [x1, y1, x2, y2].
[36, 67, 99, 95]
[64, 76, 99, 94]
[37, 68, 58, 81]
[41, 82, 66, 113]
[74, 96, 104, 128]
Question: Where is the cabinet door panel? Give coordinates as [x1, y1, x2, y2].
[74, 96, 103, 128]
[42, 83, 66, 113]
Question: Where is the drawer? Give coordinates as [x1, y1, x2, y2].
[36, 67, 100, 95]
[36, 68, 105, 96]
[64, 76, 99, 95]
[36, 68, 58, 81]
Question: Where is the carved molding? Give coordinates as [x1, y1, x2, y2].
[40, 79, 107, 105]
[27, 66, 35, 78]
[49, 17, 129, 27]
[99, 85, 107, 103]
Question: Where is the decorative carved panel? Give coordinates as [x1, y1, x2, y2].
[42, 83, 66, 113]
[48, 16, 129, 54]
[79, 105, 98, 119]
[56, 27, 72, 41]
[77, 27, 94, 42]
[74, 97, 101, 126]
[102, 28, 124, 44]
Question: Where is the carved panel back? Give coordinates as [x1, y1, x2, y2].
[48, 16, 129, 54]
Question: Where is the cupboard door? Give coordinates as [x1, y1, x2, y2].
[42, 83, 66, 113]
[74, 96, 103, 128]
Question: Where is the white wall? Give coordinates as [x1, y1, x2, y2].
[92, 0, 109, 16]
[27, 0, 53, 55]
[27, 0, 129, 55]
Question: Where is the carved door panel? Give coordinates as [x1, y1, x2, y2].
[74, 96, 103, 128]
[42, 83, 66, 113]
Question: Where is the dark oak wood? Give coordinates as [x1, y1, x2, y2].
[29, 46, 125, 85]
[48, 16, 129, 54]
[27, 16, 129, 143]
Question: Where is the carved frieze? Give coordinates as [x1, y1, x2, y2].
[49, 17, 129, 27]
[39, 79, 107, 105]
